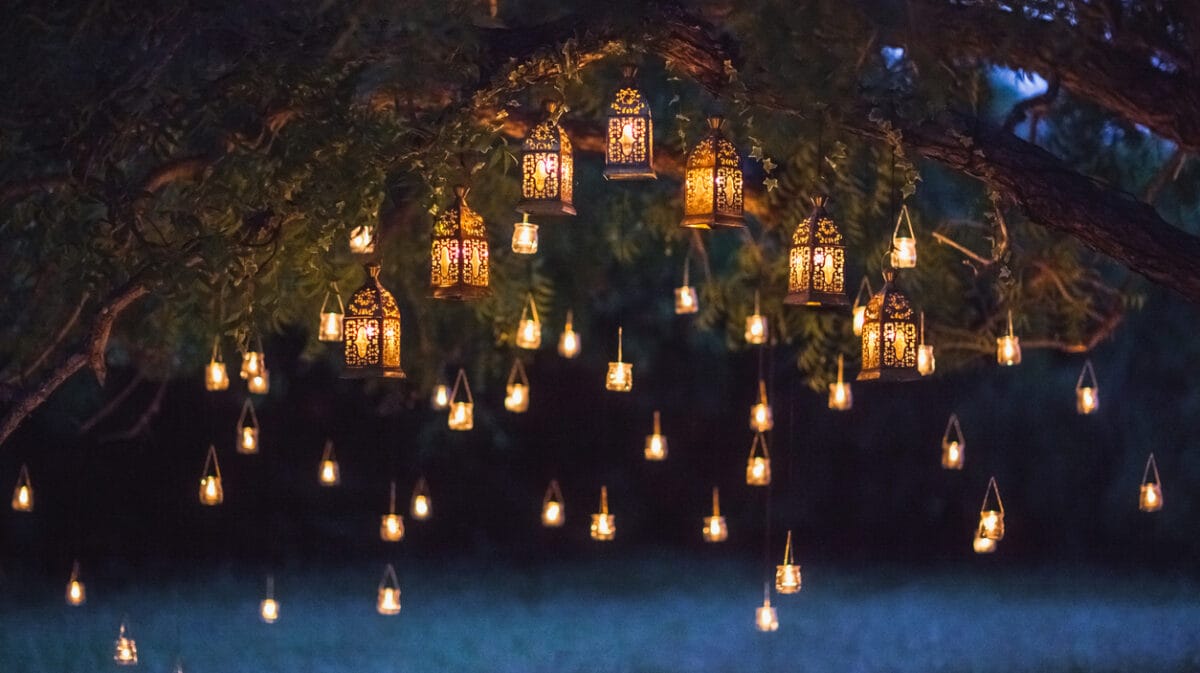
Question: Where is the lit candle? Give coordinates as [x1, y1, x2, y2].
[319, 459, 340, 486]
[319, 311, 343, 342]
[852, 305, 866, 336]
[241, 427, 258, 454]
[349, 225, 375, 254]
[891, 236, 917, 268]
[431, 384, 450, 410]
[512, 213, 538, 255]
[412, 494, 430, 520]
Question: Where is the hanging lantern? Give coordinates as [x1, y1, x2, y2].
[605, 326, 633, 392]
[1140, 453, 1163, 512]
[318, 440, 340, 486]
[702, 487, 728, 543]
[558, 310, 581, 359]
[674, 257, 699, 315]
[745, 291, 768, 345]
[774, 530, 802, 594]
[505, 359, 530, 413]
[260, 575, 279, 624]
[749, 379, 774, 431]
[996, 310, 1022, 366]
[941, 413, 965, 470]
[604, 65, 656, 180]
[240, 335, 265, 380]
[411, 477, 431, 521]
[342, 262, 405, 378]
[1076, 360, 1099, 414]
[890, 204, 918, 269]
[205, 337, 229, 391]
[542, 479, 565, 528]
[431, 186, 491, 300]
[851, 277, 871, 337]
[376, 564, 402, 615]
[917, 312, 935, 376]
[755, 586, 779, 632]
[515, 293, 542, 350]
[517, 106, 575, 216]
[828, 354, 853, 411]
[746, 432, 771, 486]
[681, 116, 745, 229]
[976, 477, 1005, 549]
[113, 619, 138, 666]
[11, 463, 32, 512]
[348, 224, 376, 255]
[644, 410, 668, 461]
[447, 368, 475, 430]
[318, 285, 345, 342]
[511, 212, 539, 254]
[972, 531, 996, 554]
[199, 445, 223, 506]
[236, 398, 260, 455]
[857, 268, 920, 382]
[380, 481, 405, 542]
[590, 485, 615, 541]
[247, 368, 270, 395]
[66, 560, 86, 606]
[431, 383, 451, 410]
[785, 195, 849, 306]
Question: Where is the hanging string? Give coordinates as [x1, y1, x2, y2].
[815, 108, 826, 190]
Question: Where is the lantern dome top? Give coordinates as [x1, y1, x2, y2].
[791, 195, 843, 247]
[434, 189, 485, 239]
[522, 119, 571, 153]
[688, 120, 739, 169]
[865, 271, 914, 323]
[348, 263, 400, 319]
[608, 84, 650, 117]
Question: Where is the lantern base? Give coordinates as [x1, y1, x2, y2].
[516, 200, 576, 216]
[431, 285, 493, 301]
[603, 166, 658, 181]
[680, 212, 746, 229]
[856, 367, 922, 383]
[340, 366, 407, 379]
[784, 289, 850, 307]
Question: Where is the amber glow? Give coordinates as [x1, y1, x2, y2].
[1140, 453, 1163, 512]
[515, 294, 542, 349]
[247, 370, 269, 395]
[749, 380, 773, 432]
[206, 339, 229, 391]
[681, 116, 744, 228]
[674, 285, 698, 314]
[241, 349, 263, 380]
[411, 478, 431, 520]
[605, 326, 633, 392]
[318, 440, 340, 486]
[349, 224, 375, 255]
[431, 384, 450, 410]
[377, 564, 401, 615]
[746, 433, 771, 486]
[997, 311, 1021, 366]
[1076, 360, 1099, 414]
[259, 576, 278, 623]
[66, 562, 86, 606]
[11, 464, 32, 512]
[559, 310, 581, 358]
[828, 354, 853, 411]
[786, 195, 848, 306]
[319, 312, 343, 342]
[542, 480, 565, 527]
[199, 445, 223, 506]
[240, 426, 258, 454]
[518, 113, 575, 215]
[505, 382, 529, 413]
[890, 205, 917, 269]
[775, 530, 802, 594]
[113, 622, 138, 665]
[381, 481, 405, 541]
[512, 213, 539, 254]
[745, 316, 767, 345]
[431, 187, 491, 300]
[755, 597, 779, 632]
[941, 413, 965, 470]
[236, 398, 259, 455]
[858, 269, 919, 381]
[851, 278, 871, 337]
[972, 532, 996, 554]
[644, 410, 668, 461]
[702, 487, 728, 542]
[590, 486, 615, 541]
[448, 368, 475, 430]
[343, 263, 405, 378]
[604, 69, 655, 180]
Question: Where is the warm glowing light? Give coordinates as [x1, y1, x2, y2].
[342, 263, 405, 378]
[260, 576, 278, 623]
[380, 481, 405, 541]
[376, 564, 401, 615]
[1076, 360, 1099, 414]
[745, 292, 768, 345]
[241, 349, 263, 380]
[977, 477, 1005, 543]
[515, 294, 542, 349]
[681, 116, 744, 229]
[604, 66, 656, 180]
[318, 285, 345, 342]
[775, 530, 802, 594]
[411, 478, 431, 521]
[349, 224, 376, 255]
[505, 383, 529, 413]
[318, 440, 340, 486]
[858, 269, 920, 382]
[448, 368, 475, 430]
[941, 413, 965, 470]
[972, 532, 996, 554]
[702, 487, 728, 542]
[512, 212, 539, 254]
[828, 354, 853, 411]
[750, 380, 773, 431]
[644, 411, 668, 461]
[240, 427, 258, 454]
[675, 256, 699, 314]
[590, 486, 615, 541]
[851, 277, 871, 337]
[113, 620, 138, 665]
[786, 195, 848, 306]
[431, 186, 491, 300]
[755, 594, 779, 632]
[66, 561, 86, 606]
[431, 384, 450, 410]
[746, 433, 771, 486]
[11, 464, 32, 512]
[205, 338, 229, 391]
[605, 326, 632, 392]
[852, 306, 866, 336]
[558, 310, 581, 359]
[236, 398, 260, 455]
[247, 370, 269, 395]
[199, 445, 223, 506]
[518, 109, 575, 215]
[916, 312, 935, 376]
[996, 311, 1021, 366]
[1140, 453, 1163, 512]
[890, 205, 917, 269]
[542, 480, 565, 527]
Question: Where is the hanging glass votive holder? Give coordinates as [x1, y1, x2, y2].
[448, 368, 475, 430]
[1076, 360, 1099, 414]
[828, 354, 853, 411]
[377, 564, 401, 615]
[11, 463, 32, 512]
[851, 277, 872, 337]
[260, 575, 279, 624]
[381, 481, 405, 542]
[542, 479, 565, 527]
[1140, 453, 1163, 512]
[755, 586, 779, 632]
[775, 530, 802, 594]
[411, 477, 431, 520]
[236, 398, 260, 455]
[674, 256, 699, 315]
[318, 440, 340, 486]
[515, 293, 543, 350]
[977, 476, 1005, 543]
[431, 383, 451, 410]
[745, 290, 768, 345]
[746, 432, 771, 486]
[890, 204, 918, 269]
[205, 337, 229, 391]
[750, 379, 773, 432]
[972, 530, 996, 554]
[644, 410, 668, 461]
[702, 487, 728, 542]
[66, 561, 86, 606]
[590, 485, 615, 541]
[558, 310, 580, 358]
[605, 326, 632, 392]
[199, 445, 223, 506]
[348, 223, 375, 255]
[505, 359, 531, 413]
[941, 413, 965, 470]
[512, 212, 538, 254]
[240, 335, 265, 380]
[917, 312, 935, 376]
[113, 619, 138, 666]
[997, 311, 1021, 366]
[318, 285, 345, 342]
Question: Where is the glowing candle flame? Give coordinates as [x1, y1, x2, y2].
[619, 122, 636, 157]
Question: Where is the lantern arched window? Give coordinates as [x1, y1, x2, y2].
[342, 263, 404, 378]
[431, 186, 491, 300]
[604, 66, 656, 180]
[857, 269, 920, 382]
[785, 196, 848, 307]
[681, 116, 745, 229]
[517, 110, 575, 215]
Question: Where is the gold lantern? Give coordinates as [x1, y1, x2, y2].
[66, 561, 86, 606]
[260, 575, 279, 624]
[1140, 453, 1163, 512]
[681, 116, 745, 229]
[380, 481, 405, 542]
[236, 398, 260, 455]
[542, 479, 565, 527]
[702, 487, 728, 542]
[559, 310, 581, 358]
[644, 410, 668, 461]
[857, 268, 919, 382]
[828, 354, 853, 411]
[941, 413, 965, 470]
[890, 204, 917, 269]
[774, 530, 802, 594]
[205, 337, 229, 391]
[590, 485, 615, 541]
[750, 379, 774, 431]
[199, 445, 223, 506]
[745, 291, 768, 345]
[1076, 360, 1099, 414]
[342, 262, 405, 378]
[517, 108, 575, 216]
[851, 277, 871, 337]
[605, 326, 633, 392]
[785, 195, 848, 306]
[411, 477, 431, 521]
[604, 66, 656, 180]
[11, 463, 32, 512]
[377, 564, 401, 616]
[512, 212, 539, 254]
[505, 359, 530, 413]
[746, 432, 771, 486]
[447, 368, 474, 430]
[917, 312, 935, 376]
[977, 476, 1005, 544]
[113, 619, 138, 666]
[431, 383, 451, 410]
[515, 293, 542, 350]
[755, 586, 779, 632]
[318, 440, 340, 486]
[348, 223, 376, 255]
[674, 257, 699, 315]
[318, 285, 345, 342]
[431, 186, 491, 300]
[996, 310, 1021, 366]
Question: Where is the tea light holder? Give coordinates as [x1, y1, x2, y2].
[774, 530, 802, 594]
[644, 410, 668, 461]
[236, 398, 260, 455]
[702, 487, 728, 542]
[746, 432, 771, 486]
[1076, 359, 1099, 414]
[1140, 453, 1163, 512]
[590, 485, 615, 540]
[447, 368, 475, 430]
[941, 413, 965, 470]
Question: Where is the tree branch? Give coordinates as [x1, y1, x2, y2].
[99, 375, 168, 443]
[16, 291, 90, 383]
[78, 369, 145, 435]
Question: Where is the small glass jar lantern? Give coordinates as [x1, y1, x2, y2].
[674, 257, 699, 315]
[785, 195, 849, 307]
[199, 445, 223, 506]
[1140, 453, 1163, 512]
[66, 561, 86, 606]
[377, 564, 401, 616]
[205, 337, 229, 391]
[605, 326, 633, 392]
[240, 335, 265, 381]
[746, 432, 772, 486]
[941, 413, 965, 470]
[917, 312, 935, 376]
[517, 107, 575, 216]
[558, 310, 581, 359]
[236, 398, 260, 455]
[590, 486, 615, 541]
[348, 223, 376, 255]
[447, 368, 475, 430]
[644, 410, 668, 461]
[431, 383, 451, 410]
[431, 186, 491, 300]
[828, 354, 853, 411]
[318, 440, 340, 486]
[11, 463, 32, 512]
[857, 268, 920, 382]
[890, 204, 918, 269]
[342, 262, 405, 378]
[997, 311, 1022, 366]
[851, 278, 872, 337]
[972, 531, 996, 554]
[702, 487, 728, 542]
[515, 293, 542, 350]
[542, 479, 565, 528]
[604, 65, 656, 180]
[411, 477, 431, 521]
[774, 530, 802, 594]
[247, 368, 270, 395]
[260, 575, 279, 624]
[1076, 360, 1099, 414]
[512, 212, 539, 254]
[755, 586, 779, 632]
[113, 619, 138, 666]
[977, 476, 1005, 542]
[380, 481, 405, 542]
[750, 380, 774, 432]
[505, 359, 530, 413]
[318, 285, 345, 342]
[745, 291, 768, 345]
[681, 116, 745, 229]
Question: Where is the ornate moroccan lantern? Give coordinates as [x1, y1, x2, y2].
[411, 477, 431, 521]
[236, 398, 259, 455]
[380, 481, 405, 542]
[674, 257, 699, 315]
[746, 432, 771, 486]
[66, 561, 86, 606]
[745, 291, 768, 345]
[785, 195, 848, 306]
[1140, 453, 1163, 512]
[448, 368, 475, 430]
[917, 312, 935, 376]
[890, 204, 917, 269]
[515, 293, 542, 350]
[604, 66, 656, 180]
[377, 564, 401, 615]
[199, 445, 223, 506]
[505, 359, 530, 413]
[750, 380, 773, 432]
[318, 285, 345, 342]
[558, 310, 581, 358]
[755, 586, 779, 632]
[590, 485, 615, 541]
[977, 477, 1005, 544]
[941, 413, 965, 470]
[318, 440, 340, 486]
[260, 575, 279, 624]
[431, 383, 451, 410]
[542, 479, 565, 528]
[512, 212, 538, 254]
[857, 268, 919, 382]
[431, 186, 491, 300]
[605, 326, 632, 392]
[774, 530, 802, 594]
[828, 354, 853, 411]
[681, 116, 744, 229]
[644, 410, 668, 461]
[996, 311, 1021, 366]
[342, 262, 404, 378]
[517, 106, 575, 216]
[1076, 360, 1099, 414]
[851, 278, 872, 336]
[205, 337, 229, 391]
[113, 619, 138, 665]
[11, 463, 32, 512]
[348, 224, 376, 255]
[702, 487, 728, 542]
